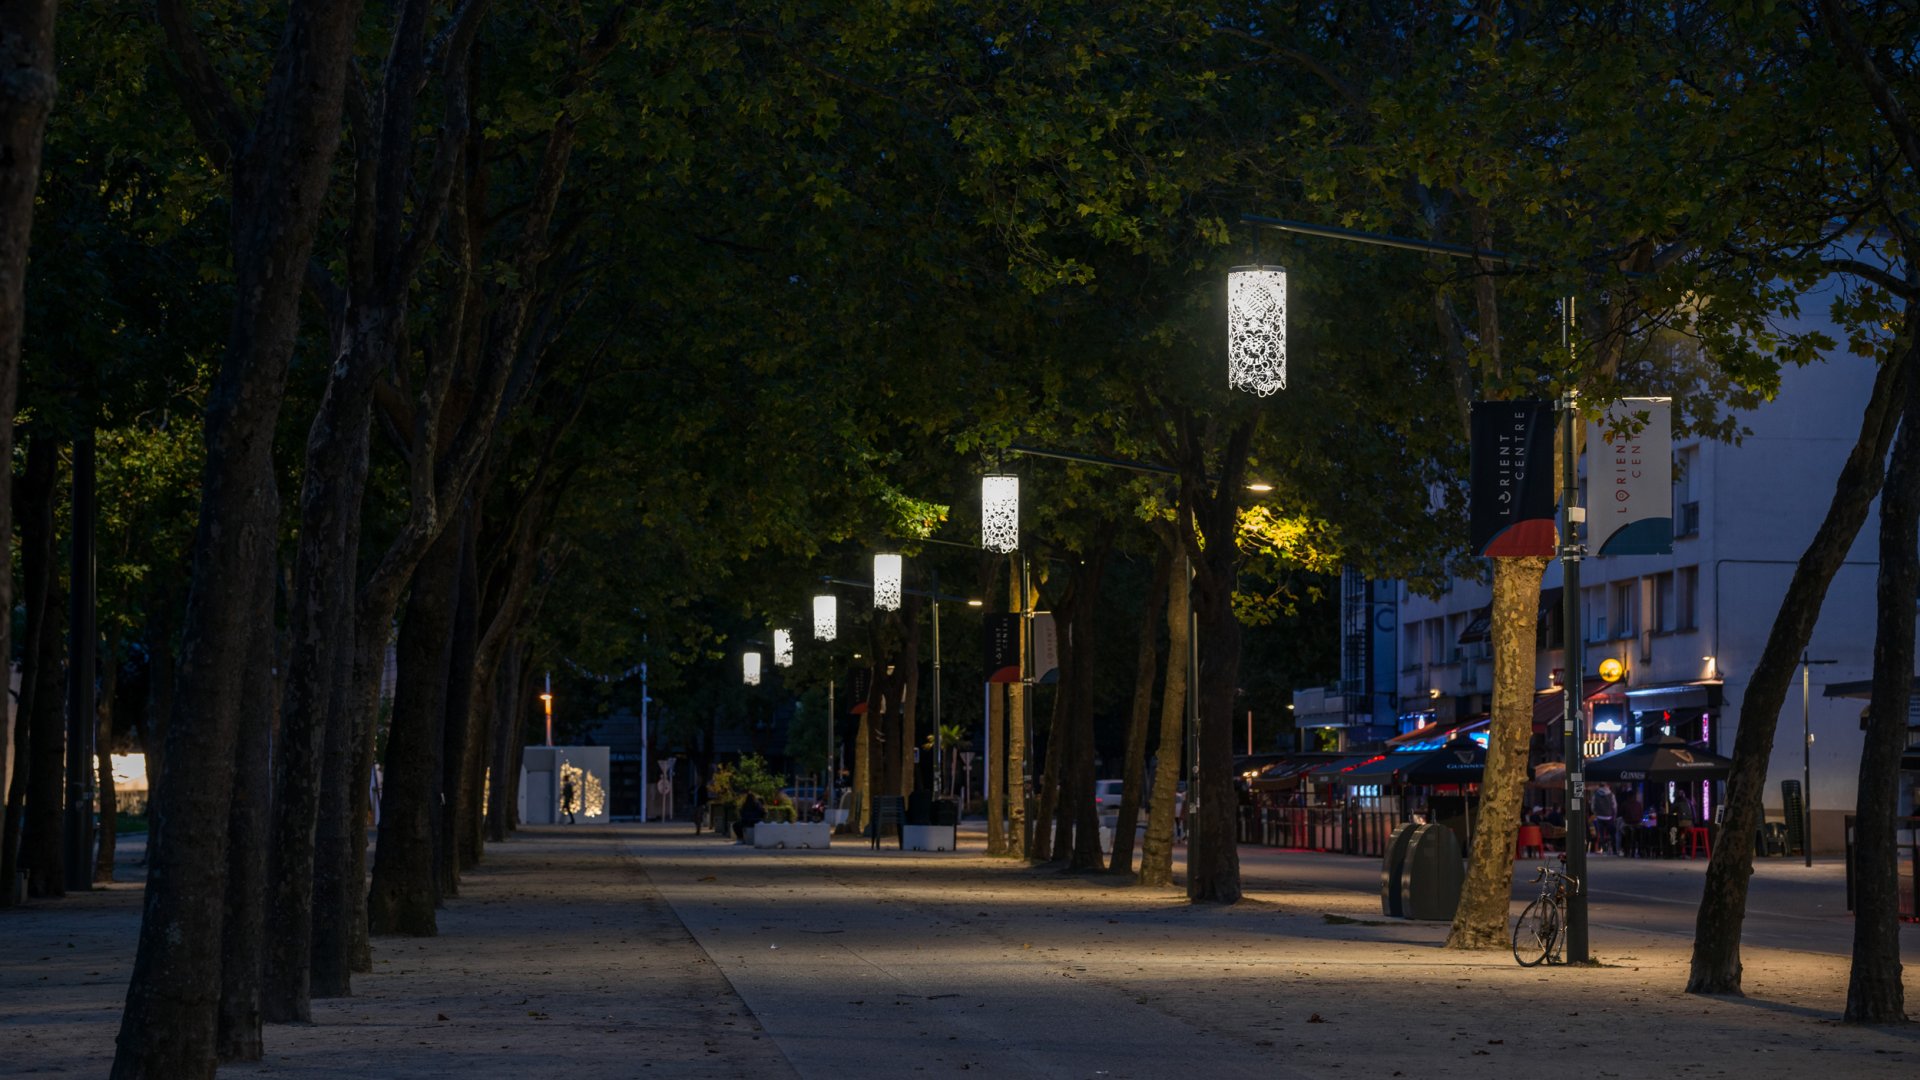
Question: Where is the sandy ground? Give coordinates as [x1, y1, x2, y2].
[2, 823, 1917, 1078]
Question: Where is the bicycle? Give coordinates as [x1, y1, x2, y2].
[1511, 859, 1580, 966]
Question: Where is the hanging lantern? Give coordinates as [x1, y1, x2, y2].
[873, 553, 903, 611]
[1227, 265, 1287, 396]
[773, 628, 793, 667]
[981, 474, 1019, 553]
[813, 594, 837, 642]
[742, 651, 762, 686]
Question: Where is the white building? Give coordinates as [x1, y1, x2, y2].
[1385, 346, 1911, 854]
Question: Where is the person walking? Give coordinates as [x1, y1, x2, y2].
[1589, 782, 1618, 854]
[561, 775, 577, 825]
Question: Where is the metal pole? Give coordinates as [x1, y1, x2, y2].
[932, 571, 943, 796]
[828, 674, 837, 819]
[543, 671, 553, 747]
[1561, 378, 1590, 965]
[1021, 552, 1034, 837]
[640, 658, 650, 822]
[1803, 655, 1813, 868]
[66, 433, 97, 892]
[1186, 556, 1199, 809]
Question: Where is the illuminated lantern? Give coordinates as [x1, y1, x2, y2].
[813, 594, 837, 642]
[773, 629, 793, 667]
[1227, 265, 1288, 396]
[874, 553, 903, 611]
[981, 474, 1019, 553]
[743, 652, 762, 686]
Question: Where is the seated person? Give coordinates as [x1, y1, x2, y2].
[733, 792, 766, 842]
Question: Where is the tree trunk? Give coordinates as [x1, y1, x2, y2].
[368, 521, 463, 936]
[1689, 349, 1911, 993]
[11, 435, 59, 899]
[485, 638, 520, 844]
[438, 511, 479, 897]
[1446, 555, 1550, 947]
[1004, 561, 1030, 859]
[1032, 603, 1072, 862]
[140, 595, 177, 868]
[262, 339, 374, 1022]
[1138, 555, 1189, 888]
[0, 0, 50, 896]
[1186, 551, 1244, 904]
[94, 643, 119, 883]
[216, 547, 278, 1062]
[114, 0, 365, 1070]
[1111, 545, 1170, 875]
[1067, 545, 1111, 872]
[1845, 340, 1920, 1024]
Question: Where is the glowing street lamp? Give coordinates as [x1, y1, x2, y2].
[743, 651, 762, 686]
[813, 594, 837, 642]
[981, 474, 1019, 553]
[773, 628, 794, 667]
[1227, 265, 1288, 396]
[873, 553, 903, 611]
[540, 671, 554, 747]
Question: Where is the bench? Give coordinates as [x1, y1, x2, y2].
[870, 795, 906, 850]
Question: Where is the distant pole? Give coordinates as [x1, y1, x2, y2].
[827, 674, 836, 816]
[640, 657, 650, 822]
[65, 433, 97, 892]
[1247, 709, 1253, 756]
[542, 671, 553, 747]
[932, 571, 943, 796]
[1797, 653, 1835, 865]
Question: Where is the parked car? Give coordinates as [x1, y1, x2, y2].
[1094, 780, 1124, 819]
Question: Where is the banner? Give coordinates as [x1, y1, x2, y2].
[1588, 397, 1673, 555]
[984, 613, 1021, 684]
[1032, 613, 1060, 685]
[1470, 400, 1557, 556]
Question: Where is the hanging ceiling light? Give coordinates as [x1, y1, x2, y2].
[743, 651, 762, 686]
[773, 628, 793, 667]
[873, 553, 903, 611]
[1227, 265, 1287, 396]
[981, 474, 1019, 553]
[813, 594, 837, 642]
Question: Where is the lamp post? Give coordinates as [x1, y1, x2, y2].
[1798, 652, 1837, 866]
[814, 595, 838, 813]
[540, 672, 554, 747]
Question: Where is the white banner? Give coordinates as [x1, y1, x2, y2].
[1588, 397, 1673, 555]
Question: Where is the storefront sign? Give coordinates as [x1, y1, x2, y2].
[1470, 400, 1557, 556]
[1588, 397, 1673, 555]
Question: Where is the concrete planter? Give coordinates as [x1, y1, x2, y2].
[752, 821, 832, 849]
[901, 824, 956, 852]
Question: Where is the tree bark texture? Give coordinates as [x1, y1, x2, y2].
[139, 596, 177, 869]
[114, 0, 365, 1070]
[1689, 350, 1909, 994]
[1446, 554, 1550, 948]
[310, 621, 374, 996]
[982, 558, 1007, 855]
[216, 546, 278, 1062]
[485, 638, 521, 844]
[1031, 603, 1071, 863]
[1846, 340, 1920, 1024]
[1137, 557, 1188, 889]
[368, 520, 463, 937]
[1111, 545, 1170, 875]
[13, 435, 60, 899]
[0, 0, 51, 896]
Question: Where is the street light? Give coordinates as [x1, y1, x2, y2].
[813, 594, 837, 642]
[540, 672, 554, 748]
[982, 474, 1019, 553]
[743, 651, 762, 686]
[1227, 265, 1288, 396]
[874, 552, 903, 611]
[774, 628, 794, 667]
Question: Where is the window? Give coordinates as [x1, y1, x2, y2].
[1586, 585, 1608, 642]
[1674, 447, 1701, 538]
[1403, 624, 1422, 671]
[1676, 566, 1698, 630]
[1611, 580, 1637, 639]
[1446, 612, 1466, 661]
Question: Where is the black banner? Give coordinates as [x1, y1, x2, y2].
[984, 613, 1021, 684]
[1470, 400, 1557, 557]
[847, 666, 871, 714]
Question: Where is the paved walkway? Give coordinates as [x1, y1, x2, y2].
[1, 823, 1916, 1078]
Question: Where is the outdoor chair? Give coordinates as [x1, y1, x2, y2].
[1515, 824, 1545, 859]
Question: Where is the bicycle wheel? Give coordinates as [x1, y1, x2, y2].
[1511, 896, 1561, 966]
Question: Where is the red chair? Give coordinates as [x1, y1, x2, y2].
[1684, 826, 1711, 859]
[1516, 825, 1545, 859]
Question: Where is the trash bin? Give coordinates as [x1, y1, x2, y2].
[1399, 823, 1465, 921]
[931, 799, 959, 827]
[1380, 823, 1419, 918]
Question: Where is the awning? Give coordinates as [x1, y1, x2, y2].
[1622, 683, 1714, 710]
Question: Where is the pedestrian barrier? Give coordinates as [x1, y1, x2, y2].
[1238, 806, 1400, 857]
